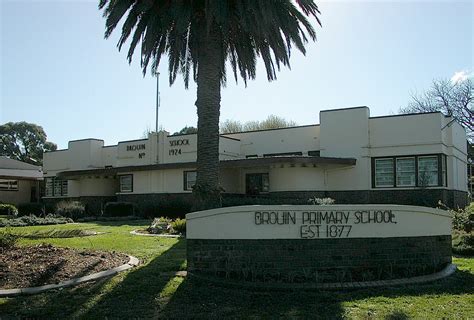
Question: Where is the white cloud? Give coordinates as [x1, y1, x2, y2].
[451, 70, 473, 84]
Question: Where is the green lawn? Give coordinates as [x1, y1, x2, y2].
[1, 221, 473, 319]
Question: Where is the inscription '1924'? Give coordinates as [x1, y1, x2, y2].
[254, 210, 396, 239]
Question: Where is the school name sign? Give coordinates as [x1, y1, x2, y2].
[186, 205, 451, 239]
[255, 209, 396, 239]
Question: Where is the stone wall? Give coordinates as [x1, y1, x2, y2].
[187, 235, 452, 284]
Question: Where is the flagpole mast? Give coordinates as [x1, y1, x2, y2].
[155, 72, 160, 132]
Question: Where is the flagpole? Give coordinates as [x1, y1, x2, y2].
[156, 72, 160, 132]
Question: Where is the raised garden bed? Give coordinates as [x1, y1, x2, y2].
[0, 244, 129, 290]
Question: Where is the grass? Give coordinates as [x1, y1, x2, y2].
[0, 221, 473, 319]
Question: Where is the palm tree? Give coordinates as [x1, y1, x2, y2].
[99, 0, 321, 209]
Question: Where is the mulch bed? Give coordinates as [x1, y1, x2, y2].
[0, 244, 129, 289]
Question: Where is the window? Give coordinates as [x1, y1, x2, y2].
[0, 179, 18, 191]
[442, 155, 447, 187]
[308, 150, 321, 157]
[396, 157, 415, 187]
[45, 177, 68, 196]
[263, 152, 303, 157]
[418, 156, 438, 186]
[373, 154, 445, 188]
[119, 175, 133, 193]
[375, 158, 394, 187]
[184, 171, 197, 191]
[246, 173, 269, 195]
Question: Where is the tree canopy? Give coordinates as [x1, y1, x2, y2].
[400, 78, 473, 141]
[220, 115, 297, 133]
[173, 126, 198, 135]
[0, 122, 57, 165]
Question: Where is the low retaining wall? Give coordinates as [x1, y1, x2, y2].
[186, 205, 452, 284]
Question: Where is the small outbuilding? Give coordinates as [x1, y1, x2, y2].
[0, 156, 43, 205]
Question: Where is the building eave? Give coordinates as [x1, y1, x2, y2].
[56, 156, 356, 178]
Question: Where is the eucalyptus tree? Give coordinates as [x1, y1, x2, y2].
[99, 0, 321, 209]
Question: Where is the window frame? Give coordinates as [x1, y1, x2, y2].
[418, 155, 439, 187]
[396, 157, 416, 187]
[0, 179, 19, 191]
[372, 154, 446, 189]
[245, 172, 270, 195]
[374, 158, 395, 188]
[44, 177, 68, 196]
[119, 174, 133, 193]
[183, 170, 197, 191]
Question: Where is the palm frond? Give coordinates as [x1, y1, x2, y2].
[100, 0, 321, 85]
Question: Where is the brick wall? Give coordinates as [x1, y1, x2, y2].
[187, 236, 452, 284]
[260, 189, 468, 208]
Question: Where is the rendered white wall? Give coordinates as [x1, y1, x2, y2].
[269, 165, 325, 192]
[320, 107, 369, 190]
[224, 125, 320, 157]
[0, 180, 36, 205]
[78, 177, 117, 196]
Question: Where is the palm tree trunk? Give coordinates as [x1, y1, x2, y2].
[193, 27, 222, 210]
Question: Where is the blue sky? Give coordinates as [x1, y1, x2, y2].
[1, 0, 472, 149]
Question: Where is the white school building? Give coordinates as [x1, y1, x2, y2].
[42, 107, 469, 214]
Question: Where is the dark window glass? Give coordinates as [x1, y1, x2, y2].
[119, 175, 133, 193]
[246, 173, 269, 195]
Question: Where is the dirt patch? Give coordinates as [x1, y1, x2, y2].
[0, 244, 129, 289]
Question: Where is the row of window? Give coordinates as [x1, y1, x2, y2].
[46, 154, 449, 195]
[0, 179, 18, 191]
[373, 154, 447, 188]
[45, 178, 68, 197]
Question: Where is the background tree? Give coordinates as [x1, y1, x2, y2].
[220, 115, 298, 134]
[100, 0, 321, 209]
[0, 122, 57, 165]
[400, 78, 473, 141]
[173, 126, 198, 135]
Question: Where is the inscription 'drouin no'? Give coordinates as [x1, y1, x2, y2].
[254, 210, 397, 239]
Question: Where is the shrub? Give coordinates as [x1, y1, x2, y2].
[452, 230, 474, 256]
[147, 217, 172, 234]
[451, 205, 473, 233]
[170, 218, 186, 235]
[55, 201, 85, 220]
[0, 204, 18, 216]
[104, 202, 135, 217]
[0, 230, 19, 249]
[308, 197, 335, 205]
[17, 202, 45, 216]
[0, 214, 73, 227]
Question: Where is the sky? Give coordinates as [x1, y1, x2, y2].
[1, 0, 473, 149]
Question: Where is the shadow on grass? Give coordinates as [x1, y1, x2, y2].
[157, 266, 474, 319]
[90, 219, 151, 227]
[2, 244, 472, 319]
[0, 240, 185, 319]
[78, 239, 186, 319]
[0, 272, 111, 319]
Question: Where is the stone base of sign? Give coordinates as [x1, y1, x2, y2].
[187, 236, 451, 284]
[188, 263, 456, 290]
